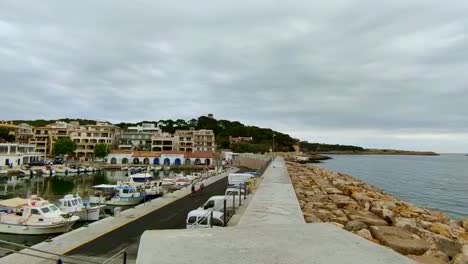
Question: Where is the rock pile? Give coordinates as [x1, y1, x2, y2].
[287, 162, 468, 264]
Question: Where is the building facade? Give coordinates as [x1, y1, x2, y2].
[151, 131, 178, 152]
[0, 143, 45, 167]
[29, 121, 78, 156]
[70, 122, 120, 161]
[107, 150, 214, 166]
[229, 136, 253, 144]
[175, 129, 216, 152]
[119, 123, 160, 151]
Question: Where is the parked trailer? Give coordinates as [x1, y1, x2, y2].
[227, 173, 255, 187]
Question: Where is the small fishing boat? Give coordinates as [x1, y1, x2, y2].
[91, 185, 144, 206]
[126, 173, 156, 187]
[58, 194, 105, 221]
[0, 197, 79, 235]
[161, 178, 176, 186]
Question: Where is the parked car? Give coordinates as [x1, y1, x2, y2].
[29, 160, 45, 166]
[186, 209, 224, 229]
[53, 157, 65, 164]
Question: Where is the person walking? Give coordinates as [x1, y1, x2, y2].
[200, 183, 204, 192]
[191, 184, 195, 195]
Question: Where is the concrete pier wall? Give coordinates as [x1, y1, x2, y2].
[233, 153, 270, 170]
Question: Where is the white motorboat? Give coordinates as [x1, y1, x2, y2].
[92, 184, 144, 206]
[161, 178, 176, 186]
[0, 197, 79, 235]
[58, 194, 105, 221]
[125, 173, 156, 187]
[163, 165, 170, 171]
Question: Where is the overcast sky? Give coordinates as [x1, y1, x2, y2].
[1, 1, 468, 152]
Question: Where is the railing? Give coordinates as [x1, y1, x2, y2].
[187, 184, 248, 229]
[0, 239, 128, 264]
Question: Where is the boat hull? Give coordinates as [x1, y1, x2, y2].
[0, 220, 77, 235]
[105, 197, 144, 206]
[73, 206, 104, 221]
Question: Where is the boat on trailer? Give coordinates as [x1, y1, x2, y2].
[0, 197, 79, 235]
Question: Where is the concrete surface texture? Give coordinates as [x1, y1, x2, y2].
[238, 157, 306, 226]
[0, 169, 236, 264]
[137, 224, 415, 264]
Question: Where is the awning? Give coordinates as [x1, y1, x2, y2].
[0, 197, 28, 208]
[93, 184, 118, 189]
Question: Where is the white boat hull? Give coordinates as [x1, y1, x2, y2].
[105, 197, 144, 206]
[0, 219, 78, 235]
[72, 206, 104, 221]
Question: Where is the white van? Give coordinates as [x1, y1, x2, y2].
[228, 173, 255, 187]
[186, 209, 224, 229]
[225, 187, 246, 197]
[201, 195, 239, 212]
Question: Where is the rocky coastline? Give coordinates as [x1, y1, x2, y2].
[287, 161, 468, 264]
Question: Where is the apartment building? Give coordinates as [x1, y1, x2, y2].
[16, 123, 35, 144]
[0, 143, 45, 167]
[29, 121, 78, 156]
[119, 123, 160, 151]
[151, 131, 178, 152]
[175, 129, 216, 152]
[70, 122, 120, 160]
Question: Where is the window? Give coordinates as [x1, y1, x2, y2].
[204, 200, 215, 210]
[187, 216, 197, 224]
[31, 209, 40, 215]
[213, 216, 224, 227]
[49, 205, 59, 211]
[41, 207, 50, 213]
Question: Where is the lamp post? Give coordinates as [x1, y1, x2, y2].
[272, 133, 275, 157]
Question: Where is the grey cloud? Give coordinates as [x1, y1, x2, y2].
[1, 0, 468, 152]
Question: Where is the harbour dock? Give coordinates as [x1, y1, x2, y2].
[0, 168, 237, 264]
[137, 157, 413, 264]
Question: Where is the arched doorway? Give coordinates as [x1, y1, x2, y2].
[184, 158, 191, 165]
[153, 158, 160, 165]
[194, 158, 201, 165]
[163, 158, 170, 165]
[205, 159, 211, 165]
[133, 158, 140, 164]
[143, 158, 150, 165]
[122, 158, 128, 164]
[174, 158, 181, 166]
[110, 157, 117, 164]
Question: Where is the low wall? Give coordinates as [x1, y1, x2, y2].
[233, 154, 270, 170]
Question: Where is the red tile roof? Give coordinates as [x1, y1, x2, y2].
[160, 150, 186, 155]
[185, 151, 214, 159]
[110, 150, 133, 154]
[132, 151, 161, 157]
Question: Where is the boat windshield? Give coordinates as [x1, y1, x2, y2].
[41, 207, 50, 213]
[71, 199, 78, 206]
[49, 205, 59, 211]
[132, 177, 154, 183]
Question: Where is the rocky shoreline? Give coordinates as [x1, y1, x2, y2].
[287, 161, 468, 264]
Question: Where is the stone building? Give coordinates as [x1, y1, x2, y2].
[70, 121, 120, 161]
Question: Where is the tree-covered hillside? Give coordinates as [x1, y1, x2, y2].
[299, 141, 364, 153]
[116, 116, 298, 153]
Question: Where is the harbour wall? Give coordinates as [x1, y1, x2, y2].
[288, 161, 468, 264]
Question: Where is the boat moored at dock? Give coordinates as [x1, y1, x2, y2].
[0, 197, 80, 235]
[59, 194, 105, 221]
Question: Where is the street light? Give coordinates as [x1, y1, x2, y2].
[272, 133, 275, 157]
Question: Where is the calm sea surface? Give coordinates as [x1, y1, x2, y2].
[316, 154, 468, 219]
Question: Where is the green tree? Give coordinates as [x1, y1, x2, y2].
[94, 143, 110, 159]
[52, 137, 77, 156]
[0, 128, 15, 142]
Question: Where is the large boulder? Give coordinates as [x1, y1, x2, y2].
[346, 210, 389, 226]
[394, 217, 418, 229]
[370, 226, 431, 255]
[462, 219, 468, 232]
[429, 223, 453, 238]
[355, 228, 374, 241]
[328, 194, 358, 209]
[344, 220, 367, 232]
[434, 236, 462, 259]
[452, 254, 468, 264]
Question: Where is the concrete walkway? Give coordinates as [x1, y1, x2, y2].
[137, 157, 414, 264]
[238, 157, 305, 226]
[0, 169, 236, 264]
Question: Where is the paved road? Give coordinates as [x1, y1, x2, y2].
[67, 176, 228, 260]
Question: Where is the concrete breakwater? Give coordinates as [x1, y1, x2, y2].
[287, 162, 468, 264]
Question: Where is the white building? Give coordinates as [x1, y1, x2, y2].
[0, 143, 45, 167]
[119, 123, 161, 151]
[70, 121, 120, 161]
[107, 150, 214, 166]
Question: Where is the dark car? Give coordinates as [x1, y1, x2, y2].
[29, 160, 45, 166]
[53, 157, 65, 164]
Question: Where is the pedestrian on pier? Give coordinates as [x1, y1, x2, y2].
[200, 183, 204, 192]
[191, 184, 195, 195]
